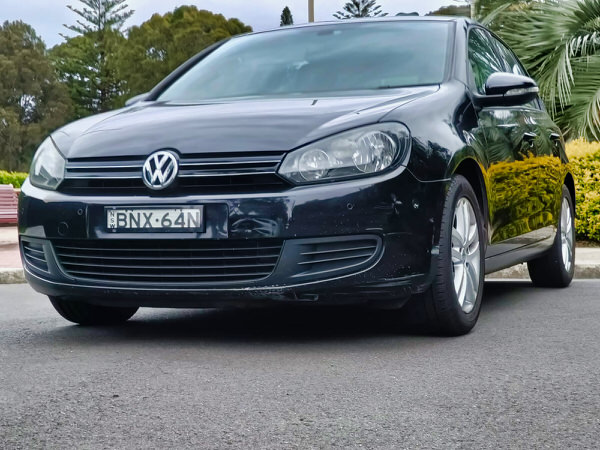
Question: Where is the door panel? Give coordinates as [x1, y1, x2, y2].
[468, 27, 561, 254]
[492, 33, 562, 238]
[527, 110, 564, 232]
[473, 107, 540, 245]
[467, 27, 536, 246]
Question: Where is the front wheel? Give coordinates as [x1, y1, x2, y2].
[49, 297, 138, 325]
[404, 175, 485, 336]
[527, 185, 575, 288]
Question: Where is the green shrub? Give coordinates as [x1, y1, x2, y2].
[566, 140, 600, 242]
[0, 170, 28, 188]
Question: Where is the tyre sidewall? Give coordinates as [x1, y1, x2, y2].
[556, 186, 576, 281]
[434, 176, 486, 331]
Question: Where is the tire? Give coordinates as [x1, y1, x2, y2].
[527, 185, 575, 288]
[49, 297, 138, 325]
[404, 175, 485, 336]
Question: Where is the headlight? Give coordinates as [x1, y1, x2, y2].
[278, 123, 410, 184]
[29, 137, 66, 190]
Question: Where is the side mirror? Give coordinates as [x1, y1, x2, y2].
[473, 73, 539, 108]
[125, 92, 150, 107]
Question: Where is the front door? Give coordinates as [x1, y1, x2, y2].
[467, 27, 537, 252]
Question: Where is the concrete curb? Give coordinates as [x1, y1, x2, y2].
[0, 268, 25, 284]
[1, 265, 598, 285]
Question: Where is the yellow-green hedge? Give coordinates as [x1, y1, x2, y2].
[566, 139, 600, 242]
[0, 171, 28, 188]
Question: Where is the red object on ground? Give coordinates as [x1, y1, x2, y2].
[0, 225, 20, 268]
[0, 185, 18, 225]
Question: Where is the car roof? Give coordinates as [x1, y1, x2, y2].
[241, 16, 476, 38]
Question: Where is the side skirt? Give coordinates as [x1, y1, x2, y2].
[484, 227, 556, 275]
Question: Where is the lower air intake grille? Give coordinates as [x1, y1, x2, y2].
[22, 240, 49, 273]
[53, 239, 283, 284]
[294, 236, 381, 278]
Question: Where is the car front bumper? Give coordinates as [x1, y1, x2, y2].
[18, 169, 447, 308]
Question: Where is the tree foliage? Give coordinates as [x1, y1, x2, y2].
[492, 0, 600, 140]
[114, 6, 252, 104]
[333, 0, 387, 19]
[64, 0, 133, 35]
[0, 21, 72, 171]
[52, 0, 133, 116]
[427, 5, 471, 17]
[280, 6, 294, 26]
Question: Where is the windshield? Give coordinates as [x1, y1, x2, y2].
[157, 21, 452, 102]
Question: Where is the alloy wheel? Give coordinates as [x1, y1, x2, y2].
[560, 197, 574, 273]
[451, 197, 480, 314]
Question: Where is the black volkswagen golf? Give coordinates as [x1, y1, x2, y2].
[19, 17, 575, 335]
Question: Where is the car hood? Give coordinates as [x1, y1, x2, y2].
[52, 87, 438, 159]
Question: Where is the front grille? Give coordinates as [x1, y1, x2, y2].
[53, 239, 283, 284]
[294, 236, 381, 278]
[59, 152, 290, 195]
[21, 240, 49, 273]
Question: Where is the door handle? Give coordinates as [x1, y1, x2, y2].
[522, 132, 537, 149]
[550, 132, 561, 156]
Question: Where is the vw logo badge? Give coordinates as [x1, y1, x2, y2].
[142, 150, 179, 190]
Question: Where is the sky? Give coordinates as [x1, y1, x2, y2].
[1, 0, 458, 48]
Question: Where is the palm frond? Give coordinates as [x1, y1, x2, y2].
[497, 0, 600, 128]
[559, 56, 600, 140]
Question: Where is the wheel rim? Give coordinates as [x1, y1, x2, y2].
[451, 197, 480, 314]
[560, 197, 574, 273]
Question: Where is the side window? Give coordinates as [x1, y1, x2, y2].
[493, 38, 528, 77]
[467, 28, 505, 94]
[493, 36, 541, 109]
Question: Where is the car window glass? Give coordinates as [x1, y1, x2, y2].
[158, 22, 452, 102]
[493, 38, 528, 77]
[467, 28, 505, 94]
[492, 35, 540, 108]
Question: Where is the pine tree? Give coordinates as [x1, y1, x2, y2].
[333, 0, 387, 19]
[64, 0, 133, 34]
[280, 6, 294, 26]
[55, 0, 133, 115]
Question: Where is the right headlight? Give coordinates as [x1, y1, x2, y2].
[29, 137, 66, 190]
[278, 123, 411, 184]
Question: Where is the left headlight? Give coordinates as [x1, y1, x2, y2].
[29, 137, 66, 190]
[278, 123, 411, 185]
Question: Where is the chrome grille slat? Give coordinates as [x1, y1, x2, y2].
[54, 244, 282, 252]
[178, 171, 276, 178]
[61, 261, 277, 269]
[297, 252, 376, 265]
[300, 245, 378, 256]
[55, 253, 281, 261]
[60, 152, 289, 195]
[294, 237, 381, 278]
[21, 241, 50, 274]
[53, 239, 283, 284]
[64, 270, 273, 279]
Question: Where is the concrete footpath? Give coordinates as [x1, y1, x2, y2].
[1, 226, 599, 284]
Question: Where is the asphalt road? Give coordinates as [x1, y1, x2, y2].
[1, 281, 599, 449]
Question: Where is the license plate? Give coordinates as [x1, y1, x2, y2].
[106, 207, 204, 232]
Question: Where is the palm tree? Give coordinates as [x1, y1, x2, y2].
[486, 0, 600, 140]
[333, 0, 387, 19]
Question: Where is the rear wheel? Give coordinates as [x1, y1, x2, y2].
[49, 297, 138, 325]
[404, 175, 485, 336]
[527, 186, 575, 287]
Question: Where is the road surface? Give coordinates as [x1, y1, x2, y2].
[1, 281, 599, 448]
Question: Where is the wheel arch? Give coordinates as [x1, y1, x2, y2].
[564, 172, 576, 211]
[453, 158, 489, 238]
